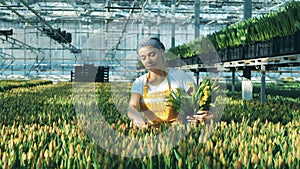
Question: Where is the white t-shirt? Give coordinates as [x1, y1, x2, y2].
[131, 68, 195, 96]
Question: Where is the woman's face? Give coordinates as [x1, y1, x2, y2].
[138, 46, 165, 72]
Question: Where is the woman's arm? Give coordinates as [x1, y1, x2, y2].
[128, 93, 147, 128]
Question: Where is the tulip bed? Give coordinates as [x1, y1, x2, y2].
[0, 81, 299, 168]
[0, 80, 52, 92]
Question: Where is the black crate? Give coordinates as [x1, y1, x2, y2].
[74, 64, 97, 82]
[96, 66, 109, 82]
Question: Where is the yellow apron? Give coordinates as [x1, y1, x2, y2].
[140, 72, 178, 125]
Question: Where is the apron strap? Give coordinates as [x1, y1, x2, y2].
[143, 70, 171, 96]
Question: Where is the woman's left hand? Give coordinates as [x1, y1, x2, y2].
[133, 119, 148, 129]
[186, 110, 214, 123]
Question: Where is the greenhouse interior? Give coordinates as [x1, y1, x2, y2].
[0, 0, 299, 168]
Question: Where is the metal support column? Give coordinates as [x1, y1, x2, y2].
[195, 0, 200, 39]
[196, 68, 200, 85]
[23, 27, 27, 75]
[243, 67, 251, 80]
[261, 65, 266, 104]
[105, 0, 111, 56]
[157, 8, 161, 38]
[171, 0, 176, 47]
[231, 69, 235, 93]
[244, 0, 252, 20]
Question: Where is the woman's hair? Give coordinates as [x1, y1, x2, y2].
[136, 36, 165, 53]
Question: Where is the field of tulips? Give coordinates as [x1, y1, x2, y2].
[0, 80, 299, 168]
[0, 80, 52, 92]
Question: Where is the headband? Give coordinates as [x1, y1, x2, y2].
[136, 36, 165, 53]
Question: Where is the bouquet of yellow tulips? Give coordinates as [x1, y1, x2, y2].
[167, 76, 220, 115]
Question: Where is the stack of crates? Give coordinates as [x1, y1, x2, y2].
[71, 64, 109, 82]
[75, 64, 97, 82]
[72, 64, 96, 82]
[95, 66, 109, 82]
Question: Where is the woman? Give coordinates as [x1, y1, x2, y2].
[128, 36, 211, 128]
